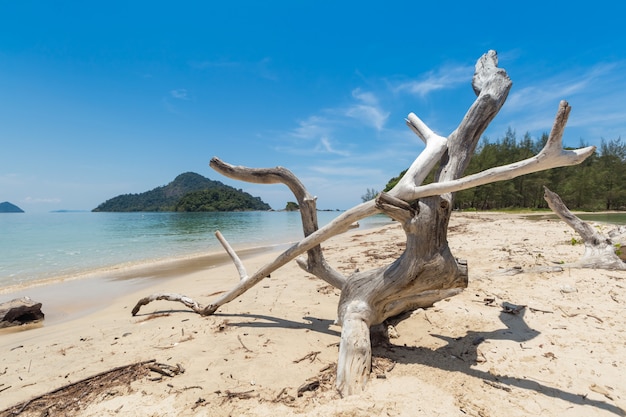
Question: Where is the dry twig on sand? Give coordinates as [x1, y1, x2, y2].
[0, 359, 166, 417]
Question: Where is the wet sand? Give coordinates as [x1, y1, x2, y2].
[0, 246, 283, 326]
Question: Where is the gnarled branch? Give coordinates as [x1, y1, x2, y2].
[210, 159, 347, 289]
[401, 101, 596, 200]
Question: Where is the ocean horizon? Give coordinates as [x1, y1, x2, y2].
[0, 210, 392, 291]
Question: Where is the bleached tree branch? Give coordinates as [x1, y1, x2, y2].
[131, 51, 597, 398]
[401, 101, 595, 200]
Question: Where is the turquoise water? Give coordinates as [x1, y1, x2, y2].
[577, 213, 626, 224]
[0, 211, 391, 288]
[525, 212, 626, 225]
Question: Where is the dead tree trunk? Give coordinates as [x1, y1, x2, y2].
[132, 50, 596, 396]
[543, 186, 626, 270]
[336, 194, 468, 394]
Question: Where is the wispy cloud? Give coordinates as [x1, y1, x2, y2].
[278, 91, 387, 156]
[491, 61, 626, 143]
[345, 89, 389, 131]
[505, 62, 619, 112]
[291, 115, 331, 140]
[309, 164, 384, 178]
[189, 59, 241, 69]
[256, 57, 278, 81]
[161, 89, 192, 114]
[161, 97, 180, 114]
[315, 136, 350, 156]
[274, 132, 351, 157]
[21, 196, 61, 204]
[0, 173, 22, 185]
[190, 57, 277, 81]
[394, 64, 473, 97]
[170, 89, 190, 100]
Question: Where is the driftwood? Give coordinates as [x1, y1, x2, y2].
[0, 297, 44, 328]
[132, 51, 595, 396]
[543, 186, 626, 270]
[0, 360, 159, 417]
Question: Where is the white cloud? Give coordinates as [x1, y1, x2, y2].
[21, 196, 61, 204]
[489, 61, 626, 143]
[309, 164, 383, 177]
[161, 98, 179, 114]
[0, 173, 22, 185]
[505, 62, 619, 113]
[189, 59, 240, 69]
[315, 136, 350, 156]
[162, 88, 194, 114]
[394, 64, 473, 97]
[256, 57, 278, 81]
[170, 89, 190, 100]
[351, 89, 377, 106]
[345, 88, 389, 131]
[291, 115, 330, 140]
[288, 89, 389, 145]
[189, 57, 277, 80]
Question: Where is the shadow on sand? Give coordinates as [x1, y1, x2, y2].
[216, 312, 341, 338]
[141, 306, 623, 415]
[377, 304, 625, 416]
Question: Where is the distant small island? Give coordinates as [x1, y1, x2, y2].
[0, 201, 24, 213]
[93, 172, 271, 212]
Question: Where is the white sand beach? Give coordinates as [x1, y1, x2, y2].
[1, 212, 625, 416]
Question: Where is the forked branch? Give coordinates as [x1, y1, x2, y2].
[210, 159, 347, 289]
[401, 101, 596, 200]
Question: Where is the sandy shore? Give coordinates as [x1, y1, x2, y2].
[0, 246, 283, 326]
[1, 212, 625, 416]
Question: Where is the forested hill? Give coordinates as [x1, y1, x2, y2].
[0, 201, 24, 213]
[92, 172, 271, 212]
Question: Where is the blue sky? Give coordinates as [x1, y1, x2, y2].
[1, 1, 624, 212]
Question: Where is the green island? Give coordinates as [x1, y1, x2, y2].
[92, 172, 271, 212]
[0, 201, 24, 213]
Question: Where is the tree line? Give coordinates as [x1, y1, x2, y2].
[382, 129, 626, 211]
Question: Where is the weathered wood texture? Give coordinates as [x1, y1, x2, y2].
[132, 51, 596, 396]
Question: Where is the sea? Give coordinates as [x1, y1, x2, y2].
[0, 211, 393, 291]
[523, 212, 626, 225]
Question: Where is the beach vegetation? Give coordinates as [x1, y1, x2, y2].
[385, 134, 626, 212]
[614, 243, 622, 256]
[360, 188, 380, 202]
